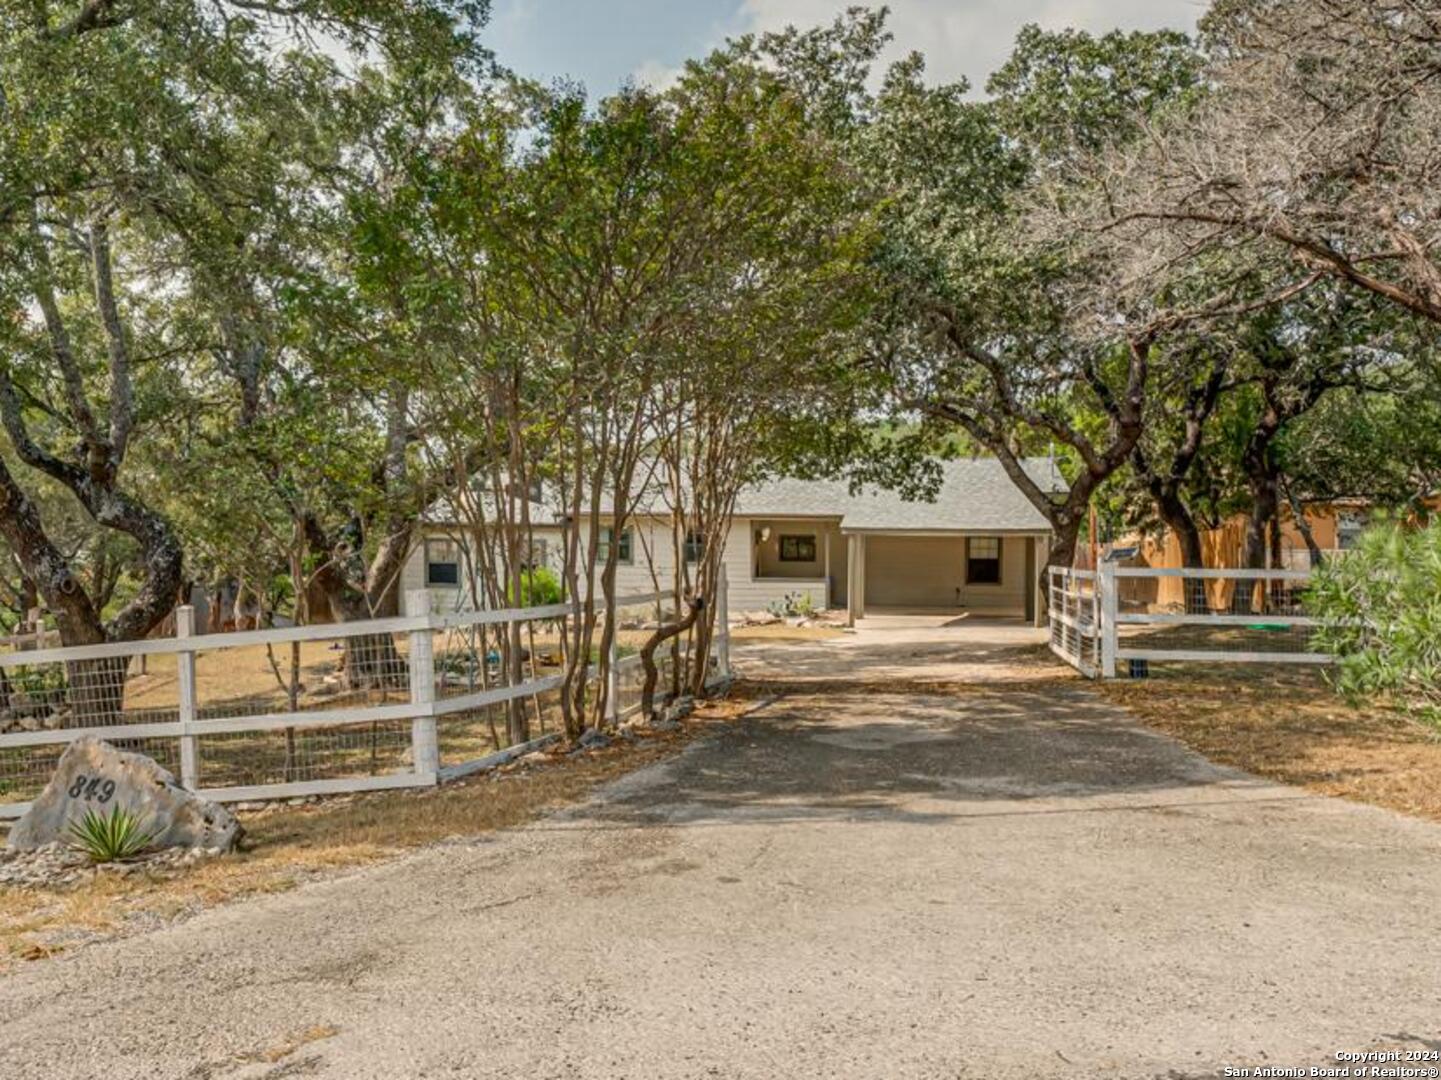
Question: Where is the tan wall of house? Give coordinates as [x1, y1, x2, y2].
[864, 536, 963, 608]
[404, 516, 836, 615]
[860, 534, 1029, 614]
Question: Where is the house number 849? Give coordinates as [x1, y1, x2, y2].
[67, 775, 116, 804]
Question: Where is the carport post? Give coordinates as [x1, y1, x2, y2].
[846, 535, 863, 627]
[1098, 560, 1118, 678]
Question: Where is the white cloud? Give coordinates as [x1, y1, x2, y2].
[738, 0, 1206, 91]
[632, 58, 686, 91]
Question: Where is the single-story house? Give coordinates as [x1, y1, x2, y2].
[401, 457, 1063, 625]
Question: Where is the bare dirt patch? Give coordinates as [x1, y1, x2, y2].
[0, 697, 756, 972]
[1097, 664, 1441, 823]
[728, 623, 845, 643]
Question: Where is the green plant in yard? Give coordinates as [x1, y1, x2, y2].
[67, 806, 158, 863]
[766, 591, 817, 618]
[8, 665, 67, 697]
[1309, 519, 1441, 724]
[509, 567, 563, 607]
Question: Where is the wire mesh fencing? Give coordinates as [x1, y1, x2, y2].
[1, 579, 730, 818]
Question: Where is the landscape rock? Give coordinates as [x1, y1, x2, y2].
[7, 737, 243, 853]
[578, 728, 611, 750]
[662, 695, 695, 724]
[737, 610, 781, 627]
[0, 840, 225, 890]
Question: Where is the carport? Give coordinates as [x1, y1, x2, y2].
[846, 530, 1048, 624]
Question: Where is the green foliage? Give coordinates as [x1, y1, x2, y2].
[1310, 521, 1441, 724]
[6, 665, 66, 697]
[66, 806, 158, 864]
[767, 591, 817, 619]
[988, 24, 1204, 166]
[511, 567, 562, 607]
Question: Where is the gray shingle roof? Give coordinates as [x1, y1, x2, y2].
[422, 457, 1063, 534]
[733, 457, 1062, 533]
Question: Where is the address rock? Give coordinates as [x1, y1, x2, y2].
[8, 737, 242, 853]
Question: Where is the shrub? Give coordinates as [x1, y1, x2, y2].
[1309, 519, 1441, 723]
[67, 806, 157, 863]
[766, 591, 817, 618]
[510, 566, 563, 607]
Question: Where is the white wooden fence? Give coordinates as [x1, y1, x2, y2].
[0, 571, 731, 820]
[1049, 564, 1329, 679]
[1047, 568, 1101, 678]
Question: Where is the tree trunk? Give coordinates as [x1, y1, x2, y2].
[1282, 480, 1324, 569]
[304, 517, 412, 691]
[640, 597, 703, 722]
[506, 545, 529, 746]
[1044, 514, 1084, 576]
[1152, 484, 1208, 614]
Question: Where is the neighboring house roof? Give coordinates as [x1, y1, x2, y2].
[422, 457, 1064, 535]
[421, 493, 562, 528]
[732, 457, 1063, 534]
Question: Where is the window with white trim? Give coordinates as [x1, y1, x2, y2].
[684, 530, 705, 563]
[966, 537, 1001, 584]
[425, 538, 461, 587]
[596, 526, 633, 565]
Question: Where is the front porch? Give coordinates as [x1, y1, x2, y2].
[742, 517, 848, 611]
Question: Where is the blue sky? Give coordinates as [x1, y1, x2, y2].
[486, 0, 1206, 96]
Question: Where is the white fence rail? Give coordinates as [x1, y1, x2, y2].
[1049, 564, 1331, 679]
[0, 571, 731, 820]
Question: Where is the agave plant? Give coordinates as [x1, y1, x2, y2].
[67, 806, 157, 863]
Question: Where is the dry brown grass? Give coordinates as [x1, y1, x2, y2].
[0, 698, 757, 972]
[1097, 665, 1441, 822]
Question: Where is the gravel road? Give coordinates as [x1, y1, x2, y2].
[2, 618, 1439, 1079]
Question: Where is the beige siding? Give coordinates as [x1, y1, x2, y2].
[864, 536, 965, 609]
[409, 517, 829, 616]
[408, 521, 1040, 618]
[403, 525, 568, 613]
[862, 534, 1030, 615]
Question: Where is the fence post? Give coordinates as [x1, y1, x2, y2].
[716, 563, 731, 681]
[175, 605, 200, 791]
[1098, 560, 1118, 678]
[406, 589, 439, 780]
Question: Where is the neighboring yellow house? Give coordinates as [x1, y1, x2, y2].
[1118, 497, 1439, 610]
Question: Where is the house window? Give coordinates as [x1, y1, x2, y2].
[779, 534, 817, 562]
[596, 526, 633, 565]
[684, 530, 705, 563]
[966, 537, 1001, 584]
[425, 539, 461, 587]
[528, 539, 549, 569]
[1336, 510, 1368, 550]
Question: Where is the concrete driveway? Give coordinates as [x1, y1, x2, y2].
[2, 620, 1440, 1079]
